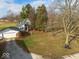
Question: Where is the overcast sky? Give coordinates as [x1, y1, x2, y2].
[0, 0, 54, 18]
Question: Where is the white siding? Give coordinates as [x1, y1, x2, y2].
[0, 33, 2, 39]
[3, 30, 19, 38]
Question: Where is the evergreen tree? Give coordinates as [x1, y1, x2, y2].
[35, 4, 48, 31]
[20, 4, 36, 28]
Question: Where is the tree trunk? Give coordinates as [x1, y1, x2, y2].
[64, 35, 71, 49]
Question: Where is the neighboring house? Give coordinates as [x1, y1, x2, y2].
[0, 18, 31, 39]
[17, 18, 31, 32]
[0, 27, 21, 39]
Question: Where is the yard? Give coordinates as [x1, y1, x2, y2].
[16, 31, 79, 59]
[0, 22, 16, 30]
[0, 21, 79, 59]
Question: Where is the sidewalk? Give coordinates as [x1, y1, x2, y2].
[62, 53, 79, 59]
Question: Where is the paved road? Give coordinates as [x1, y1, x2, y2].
[1, 39, 43, 59]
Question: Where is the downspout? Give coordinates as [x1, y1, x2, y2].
[2, 32, 4, 40]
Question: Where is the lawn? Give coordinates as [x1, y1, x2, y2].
[16, 31, 79, 59]
[0, 22, 16, 30]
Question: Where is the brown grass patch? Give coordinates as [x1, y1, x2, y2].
[17, 31, 79, 59]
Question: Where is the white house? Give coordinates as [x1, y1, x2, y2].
[0, 33, 2, 39]
[0, 27, 20, 39]
[0, 18, 31, 40]
[17, 18, 31, 32]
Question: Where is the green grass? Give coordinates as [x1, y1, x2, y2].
[24, 37, 35, 47]
[16, 31, 79, 59]
[16, 40, 31, 53]
[0, 22, 16, 29]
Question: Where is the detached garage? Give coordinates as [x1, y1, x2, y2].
[0, 27, 21, 39]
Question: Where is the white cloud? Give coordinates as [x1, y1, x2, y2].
[31, 0, 44, 9]
[0, 0, 6, 9]
[7, 3, 22, 14]
[0, 0, 23, 18]
[0, 0, 52, 18]
[30, 0, 50, 10]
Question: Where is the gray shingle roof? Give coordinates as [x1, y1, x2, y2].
[0, 27, 21, 33]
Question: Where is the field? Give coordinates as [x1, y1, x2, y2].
[16, 31, 79, 59]
[0, 21, 16, 29]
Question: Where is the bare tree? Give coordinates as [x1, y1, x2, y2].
[61, 0, 79, 48]
[49, 0, 79, 48]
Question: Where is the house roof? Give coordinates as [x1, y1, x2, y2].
[0, 27, 21, 33]
[17, 19, 31, 27]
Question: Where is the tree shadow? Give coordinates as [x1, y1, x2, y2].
[15, 40, 30, 53]
[0, 40, 33, 59]
[0, 41, 6, 59]
[17, 31, 31, 39]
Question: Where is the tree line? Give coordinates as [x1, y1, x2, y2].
[20, 4, 48, 31]
[20, 0, 79, 49]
